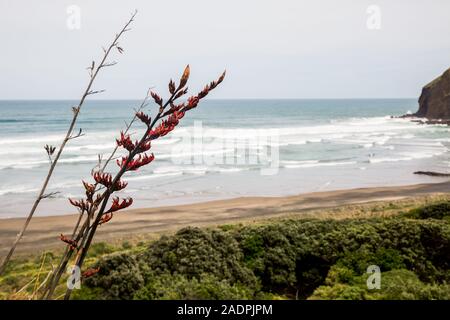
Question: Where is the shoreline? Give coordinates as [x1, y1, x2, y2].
[1, 181, 450, 257]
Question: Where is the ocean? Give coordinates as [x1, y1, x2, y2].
[0, 99, 449, 218]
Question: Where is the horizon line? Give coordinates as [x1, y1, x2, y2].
[0, 97, 418, 101]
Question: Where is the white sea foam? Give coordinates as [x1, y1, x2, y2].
[126, 172, 183, 181]
[0, 185, 40, 196]
[368, 157, 412, 164]
[0, 134, 64, 145]
[283, 161, 356, 169]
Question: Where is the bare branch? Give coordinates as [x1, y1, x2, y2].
[0, 11, 138, 277]
[68, 128, 84, 140]
[101, 61, 117, 68]
[40, 191, 60, 199]
[87, 89, 105, 96]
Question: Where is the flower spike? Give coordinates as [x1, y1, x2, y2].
[178, 65, 190, 90]
[60, 234, 78, 250]
[116, 153, 155, 171]
[82, 267, 100, 279]
[93, 172, 128, 191]
[69, 198, 89, 212]
[116, 131, 136, 152]
[136, 111, 151, 126]
[150, 91, 163, 106]
[99, 212, 113, 225]
[168, 79, 176, 94]
[105, 197, 133, 214]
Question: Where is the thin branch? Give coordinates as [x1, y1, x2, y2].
[40, 192, 60, 200]
[86, 89, 105, 96]
[68, 128, 84, 140]
[100, 61, 117, 68]
[0, 10, 137, 276]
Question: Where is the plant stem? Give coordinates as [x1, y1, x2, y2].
[44, 94, 148, 299]
[0, 11, 137, 276]
[63, 91, 179, 300]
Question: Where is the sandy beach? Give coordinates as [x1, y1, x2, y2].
[1, 181, 450, 257]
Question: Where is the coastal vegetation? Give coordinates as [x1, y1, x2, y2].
[1, 195, 449, 300]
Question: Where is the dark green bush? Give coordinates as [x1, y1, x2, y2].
[83, 252, 146, 299]
[133, 273, 256, 300]
[143, 227, 257, 287]
[311, 269, 450, 300]
[87, 242, 115, 257]
[82, 217, 450, 300]
[405, 201, 450, 220]
[336, 247, 406, 275]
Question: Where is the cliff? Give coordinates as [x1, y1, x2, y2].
[415, 67, 450, 119]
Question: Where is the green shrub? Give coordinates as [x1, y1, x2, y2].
[369, 269, 449, 300]
[311, 269, 450, 300]
[72, 286, 105, 300]
[122, 241, 132, 250]
[82, 217, 450, 300]
[88, 242, 115, 257]
[336, 247, 406, 275]
[143, 227, 257, 287]
[134, 273, 256, 300]
[309, 283, 367, 300]
[83, 252, 146, 299]
[405, 201, 450, 220]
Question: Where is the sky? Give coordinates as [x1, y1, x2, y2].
[0, 0, 449, 99]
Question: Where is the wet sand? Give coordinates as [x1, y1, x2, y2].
[1, 181, 450, 256]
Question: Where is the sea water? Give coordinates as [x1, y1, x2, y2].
[0, 99, 449, 217]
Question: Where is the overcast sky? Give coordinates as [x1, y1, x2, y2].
[0, 0, 449, 99]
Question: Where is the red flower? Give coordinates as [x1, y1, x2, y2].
[171, 102, 185, 112]
[185, 96, 199, 111]
[60, 234, 78, 250]
[93, 172, 128, 191]
[168, 79, 176, 94]
[172, 110, 185, 120]
[116, 131, 136, 152]
[148, 123, 170, 140]
[148, 111, 184, 140]
[99, 212, 113, 225]
[187, 70, 225, 105]
[93, 172, 112, 187]
[105, 197, 133, 214]
[116, 153, 155, 171]
[198, 86, 209, 99]
[69, 198, 89, 211]
[150, 91, 163, 106]
[178, 65, 190, 90]
[136, 140, 151, 153]
[82, 267, 100, 278]
[82, 181, 95, 199]
[136, 111, 151, 126]
[209, 70, 226, 91]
